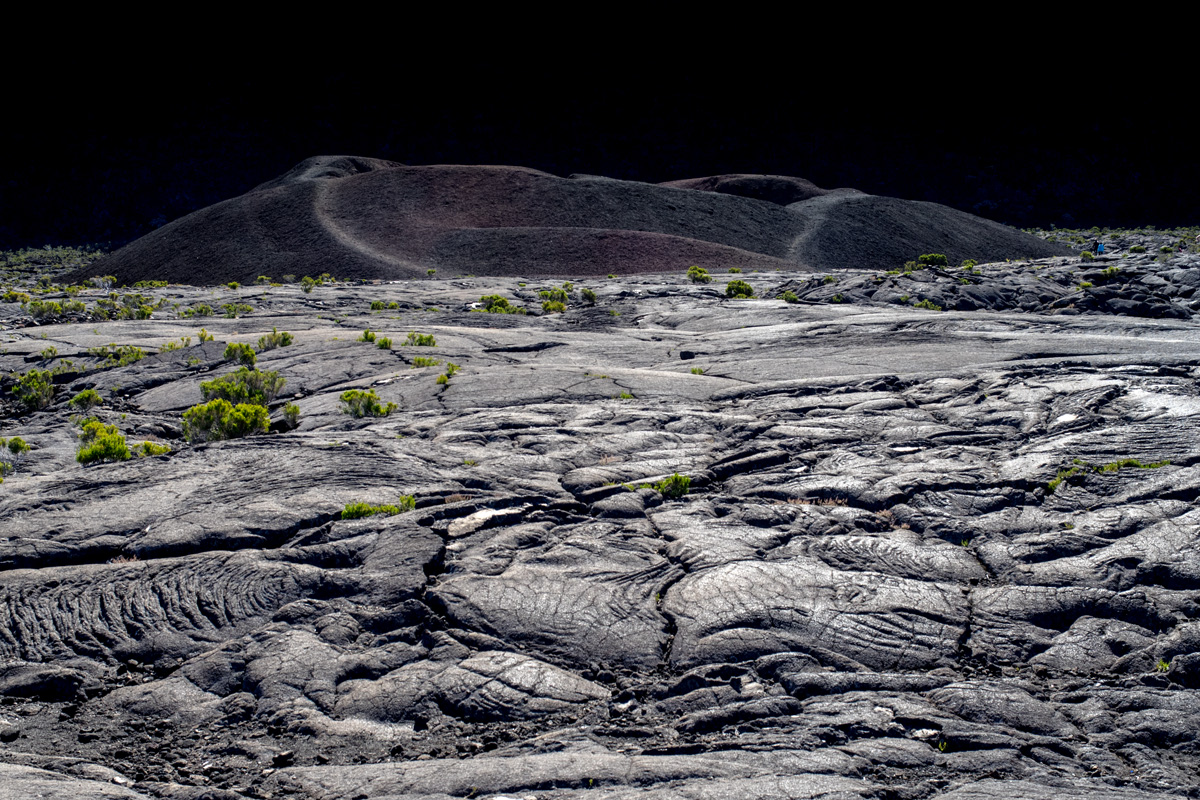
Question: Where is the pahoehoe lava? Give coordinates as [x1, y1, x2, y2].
[5, 169, 1200, 799]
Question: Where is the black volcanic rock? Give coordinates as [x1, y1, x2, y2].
[72, 159, 1072, 286]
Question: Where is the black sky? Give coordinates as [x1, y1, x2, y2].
[3, 65, 1195, 250]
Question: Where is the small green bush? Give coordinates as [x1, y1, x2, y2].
[283, 403, 300, 427]
[183, 304, 213, 318]
[728, 268, 742, 274]
[340, 389, 397, 418]
[301, 276, 317, 293]
[257, 328, 293, 350]
[198, 328, 214, 343]
[479, 294, 527, 314]
[377, 337, 392, 350]
[913, 299, 942, 311]
[221, 302, 253, 318]
[542, 301, 566, 313]
[655, 473, 691, 499]
[581, 288, 597, 304]
[133, 441, 171, 457]
[403, 332, 437, 347]
[780, 290, 799, 303]
[1129, 245, 1146, 253]
[13, 369, 54, 410]
[201, 367, 286, 405]
[341, 502, 403, 520]
[960, 259, 978, 269]
[411, 356, 442, 368]
[1080, 251, 1094, 261]
[918, 253, 949, 268]
[7, 437, 30, 456]
[224, 342, 257, 366]
[725, 280, 754, 299]
[76, 419, 131, 464]
[183, 399, 270, 443]
[398, 494, 416, 511]
[69, 388, 103, 411]
[89, 344, 145, 367]
[435, 373, 449, 385]
[687, 265, 712, 283]
[690, 367, 705, 374]
[359, 329, 376, 343]
[226, 282, 240, 290]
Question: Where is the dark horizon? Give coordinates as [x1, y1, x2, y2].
[4, 72, 1196, 250]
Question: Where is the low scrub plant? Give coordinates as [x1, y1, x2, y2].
[183, 399, 270, 443]
[918, 253, 949, 268]
[183, 304, 213, 317]
[377, 336, 392, 350]
[69, 388, 103, 411]
[403, 332, 437, 347]
[89, 344, 145, 368]
[257, 327, 293, 350]
[728, 268, 742, 274]
[133, 441, 171, 457]
[538, 287, 569, 303]
[359, 329, 376, 343]
[687, 265, 712, 283]
[223, 342, 256, 366]
[340, 389, 397, 417]
[13, 369, 54, 410]
[76, 419, 131, 464]
[411, 356, 442, 368]
[581, 288, 597, 304]
[780, 290, 799, 303]
[201, 367, 286, 405]
[479, 295, 527, 314]
[283, 403, 300, 427]
[725, 280, 754, 299]
[542, 301, 566, 313]
[913, 299, 942, 311]
[222, 302, 253, 318]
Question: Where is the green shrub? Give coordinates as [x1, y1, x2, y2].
[581, 288, 597, 304]
[301, 276, 317, 293]
[134, 280, 168, 288]
[183, 399, 270, 443]
[411, 356, 442, 368]
[226, 282, 240, 290]
[727, 267, 742, 274]
[76, 419, 131, 464]
[780, 290, 799, 303]
[160, 336, 192, 352]
[28, 300, 63, 319]
[13, 369, 54, 410]
[960, 259, 978, 269]
[201, 367, 286, 405]
[340, 389, 397, 418]
[133, 441, 171, 457]
[69, 388, 103, 411]
[538, 287, 569, 303]
[88, 344, 146, 368]
[687, 265, 712, 283]
[221, 302, 253, 318]
[435, 373, 449, 385]
[377, 337, 392, 350]
[690, 367, 705, 374]
[198, 328, 214, 343]
[341, 502, 403, 520]
[359, 329, 376, 343]
[283, 403, 300, 427]
[223, 342, 257, 366]
[183, 304, 213, 317]
[1080, 251, 1094, 261]
[403, 332, 437, 347]
[655, 473, 691, 499]
[370, 300, 385, 311]
[917, 253, 949, 268]
[2, 290, 30, 303]
[725, 280, 754, 299]
[257, 328, 293, 350]
[913, 299, 942, 311]
[822, 275, 837, 284]
[542, 301, 566, 313]
[39, 346, 58, 360]
[398, 494, 416, 511]
[1129, 245, 1146, 253]
[479, 294, 526, 314]
[7, 437, 30, 456]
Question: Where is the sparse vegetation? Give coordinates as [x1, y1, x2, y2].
[913, 299, 942, 311]
[542, 301, 566, 313]
[479, 294, 527, 314]
[780, 290, 799, 303]
[341, 502, 403, 519]
[69, 388, 103, 411]
[283, 403, 301, 427]
[725, 280, 754, 299]
[403, 332, 437, 347]
[76, 419, 131, 464]
[223, 342, 257, 366]
[359, 329, 377, 343]
[89, 344, 145, 368]
[201, 367, 286, 405]
[377, 336, 392, 350]
[133, 441, 171, 457]
[183, 399, 271, 443]
[257, 327, 293, 350]
[918, 253, 948, 268]
[411, 356, 442, 368]
[13, 369, 54, 410]
[340, 389, 397, 418]
[687, 265, 712, 283]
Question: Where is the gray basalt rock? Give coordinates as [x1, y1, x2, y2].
[4, 236, 1200, 798]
